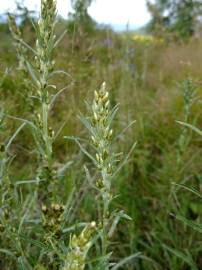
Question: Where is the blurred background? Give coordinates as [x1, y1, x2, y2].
[0, 1, 202, 269]
[0, 0, 151, 31]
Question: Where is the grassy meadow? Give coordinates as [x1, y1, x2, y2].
[0, 2, 202, 269]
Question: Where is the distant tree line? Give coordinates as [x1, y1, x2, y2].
[1, 0, 202, 41]
[146, 0, 202, 40]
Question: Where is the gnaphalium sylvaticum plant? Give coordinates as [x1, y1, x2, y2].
[5, 0, 136, 269]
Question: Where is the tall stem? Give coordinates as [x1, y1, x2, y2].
[34, 0, 57, 201]
[87, 82, 115, 269]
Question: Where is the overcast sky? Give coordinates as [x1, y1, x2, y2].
[0, 0, 151, 30]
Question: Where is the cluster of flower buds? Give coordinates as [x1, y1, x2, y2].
[41, 203, 64, 238]
[91, 83, 114, 191]
[8, 14, 27, 71]
[63, 222, 96, 270]
[92, 83, 110, 124]
[35, 0, 57, 90]
[41, 0, 57, 29]
[35, 112, 55, 138]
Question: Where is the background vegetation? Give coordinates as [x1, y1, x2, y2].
[0, 0, 202, 269]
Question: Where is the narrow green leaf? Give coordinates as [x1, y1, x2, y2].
[176, 120, 202, 137]
[111, 253, 141, 270]
[163, 245, 198, 270]
[175, 215, 202, 233]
